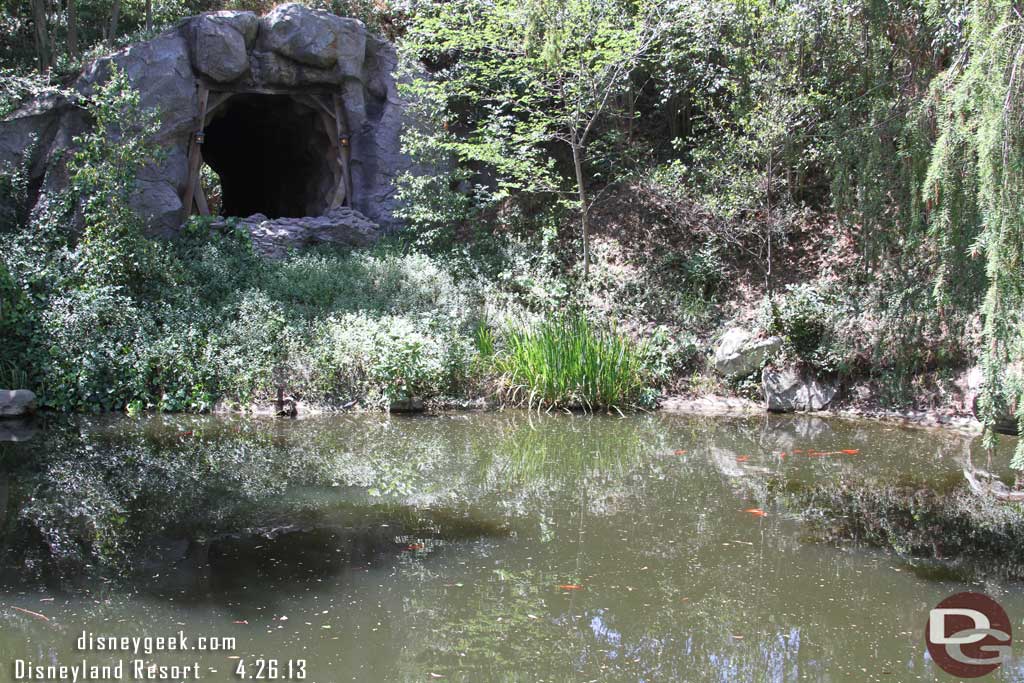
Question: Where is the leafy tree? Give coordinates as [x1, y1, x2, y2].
[402, 0, 666, 276]
[67, 64, 161, 290]
[30, 0, 51, 71]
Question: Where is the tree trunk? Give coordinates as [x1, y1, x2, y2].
[67, 0, 79, 60]
[765, 150, 774, 296]
[571, 134, 590, 278]
[109, 0, 121, 45]
[31, 0, 51, 73]
[145, 0, 153, 32]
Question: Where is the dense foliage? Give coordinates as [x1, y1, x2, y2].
[1, 0, 1023, 461]
[0, 69, 485, 411]
[395, 0, 1023, 457]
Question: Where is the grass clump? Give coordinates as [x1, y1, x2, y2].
[491, 313, 651, 412]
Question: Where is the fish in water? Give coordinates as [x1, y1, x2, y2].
[806, 449, 861, 457]
[744, 508, 768, 518]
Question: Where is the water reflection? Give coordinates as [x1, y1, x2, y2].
[0, 418, 36, 443]
[0, 411, 1019, 682]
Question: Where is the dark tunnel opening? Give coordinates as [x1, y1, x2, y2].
[202, 94, 335, 219]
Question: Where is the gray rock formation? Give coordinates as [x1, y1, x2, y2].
[191, 12, 255, 82]
[259, 4, 365, 72]
[762, 367, 837, 412]
[0, 3, 408, 237]
[0, 389, 37, 417]
[214, 207, 381, 259]
[966, 364, 1021, 435]
[713, 328, 782, 378]
[0, 419, 37, 442]
[388, 397, 425, 413]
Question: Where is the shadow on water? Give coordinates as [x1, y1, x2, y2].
[140, 503, 510, 607]
[2, 411, 1024, 683]
[0, 414, 513, 596]
[0, 410, 668, 597]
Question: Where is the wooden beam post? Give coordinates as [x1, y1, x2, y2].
[202, 91, 233, 126]
[181, 84, 210, 221]
[194, 177, 210, 216]
[332, 94, 352, 208]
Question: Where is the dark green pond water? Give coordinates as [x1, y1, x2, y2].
[0, 411, 1021, 682]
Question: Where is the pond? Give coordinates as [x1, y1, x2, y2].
[0, 411, 1021, 682]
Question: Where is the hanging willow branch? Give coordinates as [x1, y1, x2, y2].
[927, 0, 1024, 471]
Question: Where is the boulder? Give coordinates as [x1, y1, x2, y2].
[259, 3, 365, 72]
[0, 93, 68, 171]
[966, 364, 1021, 435]
[215, 207, 382, 259]
[714, 328, 782, 378]
[0, 390, 37, 417]
[211, 10, 259, 46]
[131, 179, 184, 237]
[82, 31, 197, 139]
[762, 368, 837, 412]
[249, 49, 345, 87]
[191, 13, 251, 82]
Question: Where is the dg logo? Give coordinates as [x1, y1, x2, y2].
[926, 592, 1013, 678]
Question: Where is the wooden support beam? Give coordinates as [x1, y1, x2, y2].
[181, 84, 209, 221]
[203, 91, 233, 125]
[296, 93, 336, 120]
[332, 94, 353, 208]
[200, 84, 340, 97]
[315, 108, 343, 187]
[291, 92, 349, 208]
[194, 175, 210, 216]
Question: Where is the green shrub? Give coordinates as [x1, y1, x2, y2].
[68, 65, 161, 292]
[492, 313, 651, 411]
[215, 290, 291, 402]
[644, 325, 700, 386]
[304, 312, 473, 408]
[142, 308, 220, 413]
[0, 69, 66, 118]
[766, 284, 842, 371]
[0, 258, 31, 374]
[0, 134, 35, 234]
[37, 287, 152, 411]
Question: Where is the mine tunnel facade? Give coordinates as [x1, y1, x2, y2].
[201, 93, 340, 219]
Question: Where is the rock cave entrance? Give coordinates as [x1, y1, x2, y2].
[202, 94, 337, 219]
